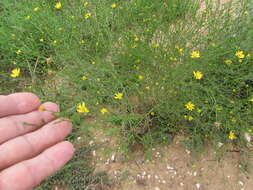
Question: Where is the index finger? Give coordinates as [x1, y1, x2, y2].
[0, 93, 41, 117]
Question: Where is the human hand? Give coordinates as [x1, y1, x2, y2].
[0, 93, 74, 190]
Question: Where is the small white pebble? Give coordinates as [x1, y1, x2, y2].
[77, 137, 82, 141]
[147, 175, 151, 179]
[217, 142, 224, 148]
[227, 175, 230, 178]
[89, 140, 94, 145]
[238, 181, 244, 186]
[244, 132, 251, 142]
[158, 180, 161, 183]
[155, 175, 159, 179]
[92, 150, 96, 156]
[143, 171, 146, 175]
[186, 149, 191, 154]
[180, 182, 184, 186]
[111, 154, 116, 162]
[162, 180, 166, 184]
[167, 165, 174, 170]
[154, 187, 160, 190]
[193, 172, 197, 176]
[196, 183, 201, 189]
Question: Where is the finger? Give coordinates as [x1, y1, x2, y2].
[0, 93, 41, 117]
[0, 102, 59, 144]
[0, 119, 72, 170]
[0, 141, 74, 190]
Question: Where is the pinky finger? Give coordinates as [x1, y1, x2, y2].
[0, 141, 74, 190]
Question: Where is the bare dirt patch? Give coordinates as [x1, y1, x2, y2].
[88, 130, 253, 190]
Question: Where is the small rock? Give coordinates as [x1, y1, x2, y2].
[244, 132, 251, 142]
[167, 165, 174, 170]
[111, 154, 116, 162]
[180, 182, 184, 186]
[154, 187, 160, 190]
[238, 181, 244, 186]
[217, 142, 224, 148]
[196, 183, 201, 189]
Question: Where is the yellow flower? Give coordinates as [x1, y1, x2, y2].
[10, 68, 21, 78]
[235, 50, 245, 59]
[38, 105, 46, 111]
[24, 15, 31, 20]
[152, 43, 160, 48]
[111, 3, 117, 8]
[100, 108, 108, 114]
[16, 49, 22, 55]
[84, 2, 88, 7]
[175, 45, 184, 53]
[53, 40, 58, 44]
[150, 112, 155, 116]
[193, 71, 203, 80]
[184, 115, 194, 121]
[55, 2, 62, 9]
[249, 97, 253, 102]
[185, 101, 195, 111]
[114, 92, 123, 100]
[39, 38, 44, 42]
[77, 102, 89, 113]
[225, 59, 232, 64]
[228, 131, 237, 140]
[191, 51, 201, 58]
[91, 61, 96, 65]
[134, 36, 139, 41]
[145, 86, 150, 90]
[84, 13, 92, 19]
[82, 75, 87, 80]
[138, 75, 144, 80]
[33, 7, 40, 12]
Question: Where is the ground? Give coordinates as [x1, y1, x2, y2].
[69, 125, 253, 190]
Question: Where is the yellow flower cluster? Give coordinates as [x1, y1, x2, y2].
[77, 102, 89, 113]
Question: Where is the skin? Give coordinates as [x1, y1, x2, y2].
[0, 93, 74, 190]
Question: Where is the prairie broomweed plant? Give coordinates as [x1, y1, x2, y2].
[229, 131, 237, 140]
[100, 108, 108, 114]
[191, 51, 200, 58]
[225, 59, 232, 64]
[235, 50, 245, 59]
[38, 105, 46, 111]
[10, 68, 21, 78]
[111, 3, 117, 9]
[185, 101, 195, 111]
[84, 13, 92, 19]
[138, 75, 144, 80]
[33, 7, 40, 12]
[193, 71, 203, 80]
[77, 102, 89, 113]
[55, 2, 62, 9]
[114, 92, 123, 100]
[16, 50, 22, 55]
